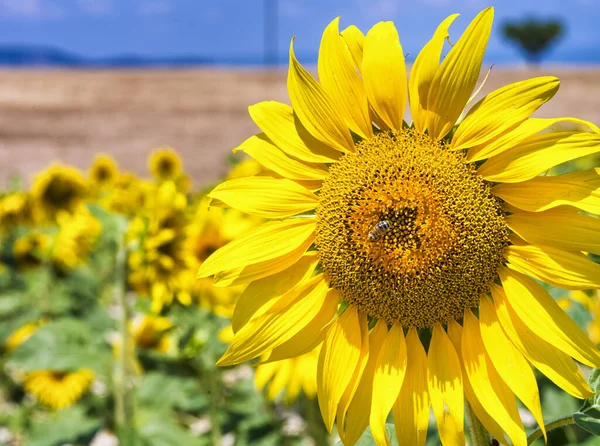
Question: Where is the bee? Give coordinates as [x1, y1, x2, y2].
[368, 220, 391, 242]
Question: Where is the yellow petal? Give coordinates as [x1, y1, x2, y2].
[409, 14, 459, 133]
[461, 310, 527, 446]
[507, 207, 600, 254]
[479, 296, 546, 439]
[336, 313, 371, 444]
[218, 275, 329, 365]
[505, 244, 600, 290]
[288, 39, 354, 153]
[478, 132, 600, 183]
[466, 117, 598, 162]
[318, 305, 364, 433]
[362, 21, 407, 131]
[447, 319, 507, 444]
[208, 177, 318, 219]
[232, 252, 319, 332]
[393, 327, 430, 446]
[319, 18, 372, 138]
[370, 323, 408, 446]
[248, 101, 341, 163]
[499, 267, 600, 368]
[234, 133, 329, 181]
[425, 8, 494, 140]
[197, 218, 315, 279]
[452, 77, 559, 150]
[493, 167, 600, 214]
[341, 25, 364, 69]
[266, 288, 339, 362]
[427, 323, 465, 446]
[339, 320, 387, 446]
[491, 284, 592, 399]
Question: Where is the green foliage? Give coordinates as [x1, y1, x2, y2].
[27, 407, 102, 446]
[501, 17, 564, 64]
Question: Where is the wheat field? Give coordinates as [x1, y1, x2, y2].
[0, 67, 598, 187]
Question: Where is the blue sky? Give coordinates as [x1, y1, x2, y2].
[0, 0, 598, 63]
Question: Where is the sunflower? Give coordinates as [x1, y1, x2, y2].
[24, 369, 94, 410]
[5, 320, 44, 352]
[89, 154, 119, 189]
[102, 172, 152, 217]
[0, 192, 34, 228]
[51, 209, 102, 272]
[198, 8, 600, 446]
[13, 231, 51, 270]
[255, 345, 320, 404]
[130, 313, 174, 353]
[128, 182, 196, 312]
[31, 164, 88, 221]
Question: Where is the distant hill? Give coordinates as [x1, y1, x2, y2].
[0, 45, 214, 68]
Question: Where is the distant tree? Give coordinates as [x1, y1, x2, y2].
[501, 18, 564, 65]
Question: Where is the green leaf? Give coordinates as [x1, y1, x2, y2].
[6, 318, 110, 373]
[136, 372, 207, 412]
[588, 369, 600, 395]
[27, 406, 102, 446]
[138, 417, 204, 446]
[574, 399, 600, 436]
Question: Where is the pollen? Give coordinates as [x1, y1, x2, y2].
[315, 130, 508, 328]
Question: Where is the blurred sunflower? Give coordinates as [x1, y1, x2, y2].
[5, 320, 45, 352]
[255, 345, 320, 404]
[130, 313, 174, 353]
[0, 192, 34, 228]
[102, 172, 152, 217]
[89, 154, 119, 189]
[188, 197, 258, 317]
[31, 164, 87, 222]
[199, 8, 600, 446]
[51, 209, 102, 272]
[24, 369, 94, 410]
[148, 148, 190, 191]
[13, 231, 51, 270]
[128, 182, 196, 312]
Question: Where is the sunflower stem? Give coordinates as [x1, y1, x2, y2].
[527, 415, 575, 445]
[466, 401, 489, 446]
[114, 221, 134, 434]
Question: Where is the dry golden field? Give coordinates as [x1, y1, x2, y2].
[0, 67, 598, 188]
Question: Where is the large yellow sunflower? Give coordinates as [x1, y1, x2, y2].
[24, 369, 94, 410]
[198, 8, 600, 446]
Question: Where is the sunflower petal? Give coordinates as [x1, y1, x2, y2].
[452, 77, 559, 150]
[319, 18, 372, 138]
[461, 310, 527, 446]
[341, 25, 365, 68]
[336, 313, 371, 444]
[491, 284, 593, 399]
[370, 323, 408, 446]
[409, 14, 460, 133]
[234, 133, 329, 181]
[198, 219, 315, 279]
[466, 117, 599, 162]
[248, 101, 341, 163]
[362, 21, 407, 131]
[232, 252, 319, 332]
[318, 306, 364, 433]
[478, 132, 600, 183]
[505, 244, 600, 290]
[493, 168, 600, 214]
[447, 320, 507, 444]
[288, 39, 354, 153]
[217, 275, 329, 365]
[479, 296, 546, 439]
[427, 323, 465, 446]
[426, 8, 494, 140]
[208, 177, 318, 219]
[393, 327, 430, 446]
[266, 288, 338, 362]
[507, 207, 600, 254]
[499, 267, 600, 368]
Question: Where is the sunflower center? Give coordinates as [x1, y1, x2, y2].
[315, 130, 508, 328]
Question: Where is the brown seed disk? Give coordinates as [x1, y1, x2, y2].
[315, 130, 508, 328]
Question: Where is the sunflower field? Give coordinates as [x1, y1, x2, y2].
[2, 6, 600, 446]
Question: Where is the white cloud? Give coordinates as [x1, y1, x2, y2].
[138, 0, 170, 15]
[0, 0, 64, 19]
[76, 0, 112, 15]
